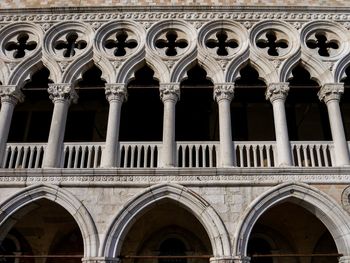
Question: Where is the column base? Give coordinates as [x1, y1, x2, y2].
[82, 257, 120, 263]
[210, 256, 250, 263]
[339, 256, 350, 263]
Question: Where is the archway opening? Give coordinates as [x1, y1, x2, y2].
[247, 201, 338, 263]
[120, 64, 162, 141]
[119, 200, 212, 263]
[234, 64, 274, 141]
[177, 63, 218, 141]
[66, 64, 108, 142]
[0, 199, 84, 263]
[8, 66, 53, 142]
[287, 64, 331, 141]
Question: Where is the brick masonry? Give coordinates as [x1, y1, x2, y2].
[1, 0, 350, 9]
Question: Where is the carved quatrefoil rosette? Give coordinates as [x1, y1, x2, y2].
[198, 20, 248, 59]
[0, 22, 41, 62]
[301, 21, 348, 62]
[250, 20, 299, 59]
[94, 20, 145, 62]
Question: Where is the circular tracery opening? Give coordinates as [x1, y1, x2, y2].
[256, 30, 288, 57]
[205, 30, 238, 56]
[104, 30, 138, 57]
[155, 30, 188, 56]
[54, 32, 87, 58]
[5, 32, 37, 59]
[306, 31, 339, 57]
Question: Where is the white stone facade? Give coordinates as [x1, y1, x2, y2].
[0, 5, 350, 263]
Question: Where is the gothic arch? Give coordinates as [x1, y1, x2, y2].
[0, 184, 99, 257]
[233, 182, 350, 257]
[101, 183, 231, 259]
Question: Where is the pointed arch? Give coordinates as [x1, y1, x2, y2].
[233, 182, 350, 257]
[101, 183, 231, 258]
[0, 184, 99, 257]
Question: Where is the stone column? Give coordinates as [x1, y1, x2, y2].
[214, 84, 235, 167]
[266, 83, 293, 167]
[318, 83, 350, 166]
[339, 256, 350, 263]
[100, 84, 127, 167]
[42, 83, 77, 168]
[160, 83, 180, 167]
[82, 257, 120, 263]
[0, 85, 24, 167]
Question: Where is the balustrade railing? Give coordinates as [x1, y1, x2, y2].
[1, 141, 342, 169]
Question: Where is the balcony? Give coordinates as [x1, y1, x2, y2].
[2, 141, 335, 169]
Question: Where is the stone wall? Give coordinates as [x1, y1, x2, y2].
[0, 0, 349, 9]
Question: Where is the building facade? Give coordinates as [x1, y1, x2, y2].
[1, 2, 350, 263]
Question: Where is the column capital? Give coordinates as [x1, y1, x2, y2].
[48, 83, 78, 103]
[214, 83, 235, 102]
[266, 82, 289, 102]
[318, 83, 344, 103]
[105, 83, 127, 102]
[0, 85, 24, 105]
[160, 83, 180, 102]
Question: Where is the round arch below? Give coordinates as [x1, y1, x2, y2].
[233, 182, 350, 257]
[101, 183, 231, 259]
[0, 184, 99, 257]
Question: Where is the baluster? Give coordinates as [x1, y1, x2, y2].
[67, 146, 73, 168]
[8, 147, 16, 168]
[123, 146, 128, 168]
[73, 147, 79, 168]
[130, 146, 135, 168]
[21, 146, 29, 168]
[150, 146, 155, 168]
[296, 145, 302, 167]
[14, 147, 22, 168]
[143, 146, 148, 168]
[28, 147, 34, 168]
[137, 146, 142, 168]
[189, 145, 193, 168]
[302, 145, 309, 167]
[259, 146, 264, 167]
[253, 145, 258, 167]
[246, 146, 251, 168]
[239, 146, 243, 167]
[86, 146, 92, 168]
[196, 146, 200, 167]
[209, 145, 213, 168]
[34, 147, 41, 168]
[315, 145, 322, 167]
[202, 146, 206, 167]
[2, 146, 10, 168]
[182, 146, 187, 167]
[266, 146, 272, 167]
[80, 146, 86, 168]
[322, 146, 329, 167]
[310, 145, 316, 167]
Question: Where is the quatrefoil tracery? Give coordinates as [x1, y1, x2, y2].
[205, 30, 238, 56]
[155, 30, 188, 57]
[256, 31, 288, 56]
[5, 33, 37, 59]
[306, 32, 339, 57]
[104, 30, 138, 57]
[54, 32, 87, 58]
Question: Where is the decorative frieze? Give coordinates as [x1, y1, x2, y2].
[105, 83, 127, 102]
[48, 83, 78, 103]
[214, 84, 235, 102]
[318, 83, 344, 103]
[265, 82, 289, 102]
[159, 83, 180, 102]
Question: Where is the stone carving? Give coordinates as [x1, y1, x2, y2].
[266, 83, 289, 102]
[214, 84, 235, 102]
[159, 83, 180, 102]
[0, 85, 24, 104]
[318, 83, 344, 103]
[341, 185, 350, 214]
[104, 83, 127, 102]
[48, 83, 78, 103]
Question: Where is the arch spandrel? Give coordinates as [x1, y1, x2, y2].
[0, 184, 99, 257]
[233, 182, 350, 257]
[101, 183, 231, 259]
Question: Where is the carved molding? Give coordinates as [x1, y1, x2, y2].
[0, 85, 24, 104]
[104, 83, 127, 102]
[159, 83, 180, 102]
[214, 84, 235, 102]
[48, 83, 78, 103]
[318, 83, 344, 103]
[265, 82, 289, 102]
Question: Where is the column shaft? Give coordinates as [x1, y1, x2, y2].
[43, 84, 77, 168]
[214, 84, 235, 167]
[160, 83, 180, 167]
[0, 86, 23, 167]
[266, 83, 293, 167]
[101, 84, 126, 167]
[319, 83, 350, 166]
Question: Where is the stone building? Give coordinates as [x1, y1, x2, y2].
[1, 1, 350, 263]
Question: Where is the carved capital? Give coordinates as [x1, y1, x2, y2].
[266, 82, 289, 102]
[0, 85, 24, 105]
[160, 83, 180, 102]
[48, 83, 78, 103]
[318, 83, 344, 103]
[214, 83, 235, 102]
[105, 83, 127, 102]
